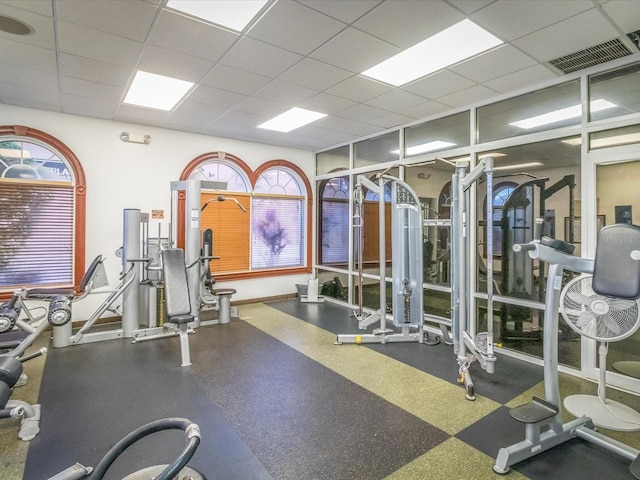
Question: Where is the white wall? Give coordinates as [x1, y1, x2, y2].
[1, 104, 316, 320]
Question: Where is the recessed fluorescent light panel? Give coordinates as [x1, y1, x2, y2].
[494, 162, 544, 171]
[258, 107, 327, 133]
[124, 71, 194, 110]
[166, 0, 268, 32]
[362, 19, 503, 87]
[510, 99, 617, 129]
[399, 140, 456, 156]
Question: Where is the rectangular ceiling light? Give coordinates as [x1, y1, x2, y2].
[398, 140, 456, 156]
[258, 107, 327, 133]
[362, 19, 503, 87]
[494, 162, 543, 171]
[510, 99, 617, 129]
[563, 133, 640, 148]
[166, 0, 268, 32]
[124, 71, 194, 110]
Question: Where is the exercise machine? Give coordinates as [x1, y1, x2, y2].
[336, 174, 424, 345]
[494, 223, 640, 477]
[51, 417, 205, 479]
[451, 157, 496, 400]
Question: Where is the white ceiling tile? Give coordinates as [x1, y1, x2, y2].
[115, 104, 169, 123]
[403, 70, 476, 99]
[59, 54, 132, 87]
[57, 21, 143, 67]
[601, 0, 640, 34]
[220, 37, 303, 78]
[472, 0, 594, 41]
[0, 0, 52, 16]
[0, 37, 57, 72]
[483, 64, 559, 94]
[201, 64, 271, 95]
[296, 0, 382, 24]
[0, 64, 57, 91]
[56, 0, 158, 42]
[367, 112, 417, 128]
[137, 45, 214, 82]
[60, 76, 123, 102]
[0, 82, 60, 105]
[150, 10, 238, 62]
[314, 116, 380, 136]
[355, 0, 463, 48]
[299, 92, 356, 115]
[337, 103, 390, 122]
[1, 97, 60, 111]
[326, 75, 392, 103]
[234, 96, 289, 117]
[0, 3, 54, 49]
[172, 101, 226, 120]
[310, 27, 399, 72]
[253, 80, 318, 104]
[450, 45, 538, 83]
[436, 84, 499, 108]
[202, 121, 251, 138]
[278, 58, 352, 91]
[512, 9, 619, 62]
[248, 1, 346, 55]
[62, 94, 118, 118]
[217, 109, 269, 128]
[188, 85, 247, 109]
[399, 100, 451, 120]
[365, 89, 429, 111]
[447, 0, 493, 15]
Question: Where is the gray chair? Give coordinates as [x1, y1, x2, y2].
[161, 249, 194, 367]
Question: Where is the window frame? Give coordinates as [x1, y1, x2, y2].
[181, 153, 312, 281]
[0, 125, 86, 299]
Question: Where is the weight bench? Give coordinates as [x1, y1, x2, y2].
[161, 249, 195, 367]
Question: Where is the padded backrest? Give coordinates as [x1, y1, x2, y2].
[593, 224, 640, 299]
[161, 249, 192, 317]
[78, 255, 104, 293]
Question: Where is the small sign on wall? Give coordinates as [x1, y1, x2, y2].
[151, 210, 164, 219]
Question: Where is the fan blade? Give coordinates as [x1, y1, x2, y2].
[563, 307, 585, 318]
[601, 316, 622, 335]
[606, 298, 636, 311]
[576, 312, 595, 328]
[567, 290, 593, 306]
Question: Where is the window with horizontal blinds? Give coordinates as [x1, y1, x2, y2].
[0, 180, 74, 287]
[200, 192, 250, 273]
[251, 196, 303, 269]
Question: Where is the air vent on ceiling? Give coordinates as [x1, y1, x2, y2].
[548, 39, 632, 74]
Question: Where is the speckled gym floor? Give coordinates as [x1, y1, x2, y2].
[2, 299, 640, 479]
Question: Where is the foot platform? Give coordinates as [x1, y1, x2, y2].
[510, 396, 558, 424]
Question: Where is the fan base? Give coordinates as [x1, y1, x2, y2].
[564, 395, 640, 431]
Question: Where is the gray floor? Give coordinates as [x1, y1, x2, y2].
[4, 299, 640, 479]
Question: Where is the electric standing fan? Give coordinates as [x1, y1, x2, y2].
[560, 274, 640, 431]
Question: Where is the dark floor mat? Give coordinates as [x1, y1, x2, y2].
[268, 299, 543, 404]
[457, 406, 636, 480]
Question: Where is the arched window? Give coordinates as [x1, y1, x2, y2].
[489, 181, 517, 256]
[0, 126, 86, 295]
[181, 154, 311, 280]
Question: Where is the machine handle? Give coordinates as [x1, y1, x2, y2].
[513, 243, 536, 253]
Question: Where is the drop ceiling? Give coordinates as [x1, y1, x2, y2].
[0, 0, 638, 152]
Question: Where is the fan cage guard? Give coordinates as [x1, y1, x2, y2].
[560, 275, 640, 342]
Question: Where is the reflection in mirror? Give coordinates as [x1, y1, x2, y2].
[476, 138, 580, 361]
[317, 145, 349, 176]
[404, 111, 470, 158]
[354, 131, 399, 169]
[318, 174, 349, 268]
[589, 62, 640, 122]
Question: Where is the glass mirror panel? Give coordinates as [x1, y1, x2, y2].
[404, 111, 470, 158]
[316, 145, 349, 175]
[589, 62, 640, 122]
[354, 131, 399, 169]
[477, 80, 581, 143]
[589, 124, 640, 150]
